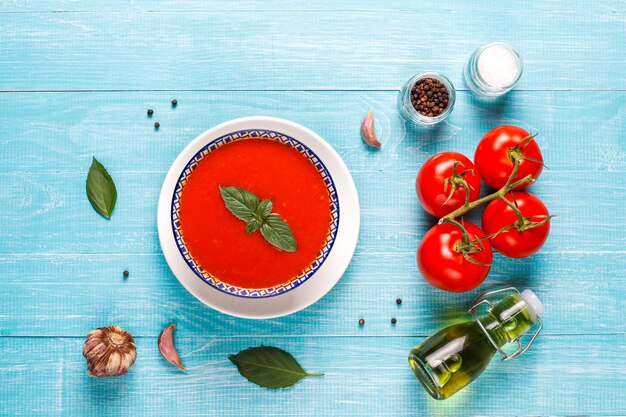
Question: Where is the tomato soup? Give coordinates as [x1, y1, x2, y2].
[178, 138, 333, 289]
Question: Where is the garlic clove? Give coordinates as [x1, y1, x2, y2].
[83, 325, 136, 377]
[361, 110, 382, 148]
[158, 324, 187, 373]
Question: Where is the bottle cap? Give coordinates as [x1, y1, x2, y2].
[520, 289, 544, 317]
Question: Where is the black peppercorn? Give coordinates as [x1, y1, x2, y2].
[171, 99, 177, 107]
[396, 298, 402, 305]
[154, 122, 160, 130]
[123, 270, 129, 278]
[358, 319, 365, 326]
[391, 318, 397, 325]
[410, 77, 450, 117]
[147, 109, 153, 117]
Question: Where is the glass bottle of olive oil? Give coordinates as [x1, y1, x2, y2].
[409, 288, 544, 400]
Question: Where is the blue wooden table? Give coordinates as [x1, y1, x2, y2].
[1, 1, 625, 416]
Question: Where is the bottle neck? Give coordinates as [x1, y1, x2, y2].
[478, 293, 539, 349]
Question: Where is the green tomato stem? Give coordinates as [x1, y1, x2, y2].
[439, 171, 535, 224]
[440, 217, 492, 267]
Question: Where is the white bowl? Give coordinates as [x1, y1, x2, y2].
[157, 117, 360, 319]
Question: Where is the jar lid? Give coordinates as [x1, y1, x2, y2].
[520, 289, 544, 317]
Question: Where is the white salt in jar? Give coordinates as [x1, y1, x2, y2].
[464, 42, 523, 98]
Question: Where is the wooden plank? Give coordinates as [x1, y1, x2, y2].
[1, 0, 624, 14]
[0, 255, 621, 337]
[9, 0, 619, 13]
[0, 0, 456, 12]
[0, 169, 623, 255]
[0, 5, 625, 90]
[0, 91, 624, 174]
[0, 0, 377, 12]
[1, 249, 621, 338]
[2, 251, 620, 287]
[0, 335, 624, 416]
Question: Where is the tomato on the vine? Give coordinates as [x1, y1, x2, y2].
[416, 152, 481, 218]
[474, 125, 543, 190]
[482, 192, 551, 258]
[417, 221, 492, 292]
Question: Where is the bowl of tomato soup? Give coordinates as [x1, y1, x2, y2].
[158, 117, 360, 318]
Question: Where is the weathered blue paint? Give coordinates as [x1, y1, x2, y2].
[0, 1, 624, 416]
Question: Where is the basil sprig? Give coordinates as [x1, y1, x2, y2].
[86, 157, 117, 219]
[229, 346, 323, 389]
[219, 186, 297, 252]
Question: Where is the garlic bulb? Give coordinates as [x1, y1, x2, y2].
[83, 326, 137, 377]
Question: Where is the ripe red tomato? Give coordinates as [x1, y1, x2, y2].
[474, 125, 543, 190]
[416, 152, 481, 218]
[417, 221, 492, 292]
[482, 192, 551, 258]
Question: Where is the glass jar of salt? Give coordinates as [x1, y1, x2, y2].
[464, 42, 523, 98]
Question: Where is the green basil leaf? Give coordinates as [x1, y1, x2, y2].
[245, 218, 263, 235]
[229, 346, 323, 389]
[86, 157, 117, 219]
[256, 198, 273, 220]
[260, 214, 297, 252]
[219, 186, 260, 222]
[218, 186, 297, 252]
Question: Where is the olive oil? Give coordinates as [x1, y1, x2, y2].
[409, 288, 543, 400]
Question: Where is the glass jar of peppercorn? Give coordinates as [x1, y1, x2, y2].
[399, 71, 456, 126]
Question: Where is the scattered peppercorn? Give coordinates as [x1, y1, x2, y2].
[358, 319, 365, 326]
[410, 78, 449, 117]
[123, 270, 129, 278]
[396, 298, 402, 305]
[171, 99, 177, 107]
[391, 318, 397, 325]
[147, 109, 154, 117]
[154, 122, 160, 130]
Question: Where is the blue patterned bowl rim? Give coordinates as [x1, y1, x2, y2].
[171, 129, 340, 298]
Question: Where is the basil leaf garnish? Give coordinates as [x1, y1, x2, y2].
[219, 186, 297, 252]
[229, 346, 323, 389]
[219, 186, 260, 221]
[260, 214, 297, 252]
[256, 199, 273, 220]
[245, 218, 263, 235]
[86, 157, 117, 219]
